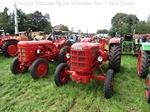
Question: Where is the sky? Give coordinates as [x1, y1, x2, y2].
[0, 0, 149, 33]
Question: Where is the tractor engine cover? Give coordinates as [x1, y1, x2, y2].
[70, 42, 100, 73]
[17, 41, 54, 62]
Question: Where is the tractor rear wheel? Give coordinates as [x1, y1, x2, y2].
[2, 41, 18, 57]
[137, 50, 150, 78]
[108, 44, 122, 72]
[10, 57, 29, 74]
[54, 63, 70, 86]
[134, 45, 141, 56]
[58, 46, 70, 63]
[145, 74, 150, 103]
[30, 58, 49, 79]
[104, 69, 114, 99]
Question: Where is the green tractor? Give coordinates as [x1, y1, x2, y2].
[137, 42, 150, 103]
[122, 33, 142, 56]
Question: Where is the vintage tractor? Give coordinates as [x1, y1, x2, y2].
[145, 74, 150, 103]
[122, 33, 142, 56]
[10, 36, 77, 79]
[137, 43, 150, 78]
[0, 30, 11, 54]
[0, 31, 31, 57]
[54, 37, 122, 99]
[136, 42, 150, 103]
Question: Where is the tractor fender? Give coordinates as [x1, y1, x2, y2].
[109, 38, 121, 44]
[4, 39, 19, 43]
[141, 43, 150, 51]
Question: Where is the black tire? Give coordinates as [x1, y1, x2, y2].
[108, 44, 122, 72]
[54, 63, 70, 86]
[10, 57, 29, 74]
[138, 50, 150, 78]
[147, 88, 150, 103]
[145, 74, 150, 103]
[58, 46, 70, 63]
[104, 69, 114, 99]
[30, 58, 49, 79]
[2, 41, 18, 57]
[134, 45, 141, 56]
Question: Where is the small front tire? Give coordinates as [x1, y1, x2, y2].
[10, 57, 29, 74]
[30, 58, 49, 79]
[104, 69, 114, 99]
[54, 63, 70, 86]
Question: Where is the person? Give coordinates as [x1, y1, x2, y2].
[66, 34, 76, 45]
[142, 35, 148, 42]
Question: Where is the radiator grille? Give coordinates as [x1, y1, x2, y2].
[71, 50, 86, 68]
[18, 48, 26, 60]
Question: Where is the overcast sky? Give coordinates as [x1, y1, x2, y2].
[0, 0, 149, 33]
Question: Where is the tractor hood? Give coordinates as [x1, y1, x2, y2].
[141, 43, 150, 51]
[71, 42, 100, 50]
[18, 40, 53, 47]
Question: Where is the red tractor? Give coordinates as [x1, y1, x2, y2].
[54, 37, 122, 99]
[0, 30, 30, 57]
[10, 36, 76, 79]
[0, 30, 11, 54]
[145, 74, 150, 103]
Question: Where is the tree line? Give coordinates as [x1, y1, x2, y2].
[0, 7, 69, 35]
[1, 7, 150, 36]
[97, 13, 150, 37]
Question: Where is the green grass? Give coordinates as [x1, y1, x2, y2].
[0, 54, 150, 112]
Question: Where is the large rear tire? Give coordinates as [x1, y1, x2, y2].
[104, 69, 114, 99]
[30, 58, 49, 79]
[10, 57, 29, 74]
[108, 44, 122, 73]
[58, 46, 70, 63]
[133, 45, 141, 56]
[2, 41, 18, 57]
[54, 63, 70, 86]
[137, 50, 150, 78]
[145, 74, 150, 103]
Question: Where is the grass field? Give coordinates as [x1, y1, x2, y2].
[0, 54, 150, 112]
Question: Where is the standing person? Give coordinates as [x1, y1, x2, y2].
[142, 35, 148, 42]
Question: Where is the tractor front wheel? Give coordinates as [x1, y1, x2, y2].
[137, 50, 150, 78]
[30, 58, 49, 79]
[104, 69, 114, 99]
[108, 44, 122, 73]
[145, 74, 150, 103]
[58, 46, 70, 63]
[2, 41, 18, 57]
[54, 63, 70, 86]
[10, 57, 29, 74]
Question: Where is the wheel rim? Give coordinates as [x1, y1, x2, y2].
[16, 61, 27, 73]
[137, 51, 142, 75]
[7, 44, 18, 56]
[36, 62, 48, 77]
[60, 68, 68, 83]
[145, 77, 150, 99]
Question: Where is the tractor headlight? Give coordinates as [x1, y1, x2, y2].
[97, 56, 103, 62]
[66, 53, 70, 59]
[36, 49, 41, 54]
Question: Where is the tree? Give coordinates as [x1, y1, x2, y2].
[63, 25, 69, 31]
[134, 21, 147, 34]
[110, 13, 139, 36]
[96, 29, 109, 34]
[0, 7, 11, 33]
